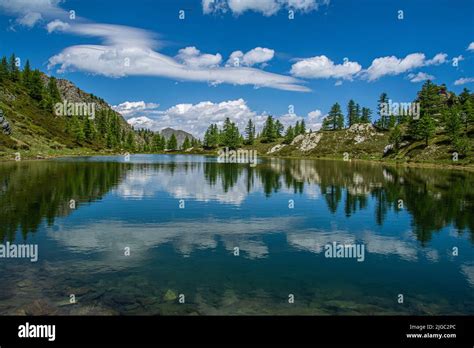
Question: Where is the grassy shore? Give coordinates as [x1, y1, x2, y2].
[1, 145, 473, 173]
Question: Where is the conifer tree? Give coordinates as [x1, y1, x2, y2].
[361, 107, 372, 123]
[9, 54, 20, 82]
[182, 136, 191, 150]
[0, 56, 8, 81]
[29, 69, 44, 101]
[299, 119, 306, 134]
[284, 125, 295, 144]
[22, 59, 32, 88]
[84, 117, 96, 141]
[347, 99, 357, 127]
[126, 131, 136, 151]
[262, 116, 277, 142]
[294, 121, 300, 135]
[244, 119, 255, 145]
[167, 133, 177, 150]
[323, 103, 344, 130]
[48, 76, 61, 104]
[275, 119, 284, 137]
[377, 93, 389, 129]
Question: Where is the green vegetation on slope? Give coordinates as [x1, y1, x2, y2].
[0, 53, 142, 160]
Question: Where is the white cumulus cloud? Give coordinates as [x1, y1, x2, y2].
[176, 46, 222, 68]
[112, 101, 160, 118]
[202, 0, 328, 16]
[290, 55, 362, 80]
[363, 52, 447, 81]
[46, 19, 70, 33]
[122, 99, 323, 138]
[227, 47, 275, 67]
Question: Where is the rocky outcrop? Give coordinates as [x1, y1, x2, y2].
[267, 144, 286, 154]
[0, 109, 12, 135]
[347, 123, 377, 145]
[291, 132, 323, 152]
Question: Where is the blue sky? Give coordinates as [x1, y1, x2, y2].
[0, 0, 473, 137]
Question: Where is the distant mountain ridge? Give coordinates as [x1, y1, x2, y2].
[160, 127, 195, 147]
[126, 117, 195, 147]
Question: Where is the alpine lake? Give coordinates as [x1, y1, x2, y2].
[0, 155, 473, 315]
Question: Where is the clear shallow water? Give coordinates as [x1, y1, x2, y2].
[0, 154, 473, 315]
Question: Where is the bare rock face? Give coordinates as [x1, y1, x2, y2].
[291, 132, 323, 152]
[383, 144, 394, 155]
[267, 144, 286, 154]
[348, 123, 377, 145]
[290, 134, 305, 146]
[347, 123, 376, 133]
[354, 135, 365, 144]
[0, 108, 12, 135]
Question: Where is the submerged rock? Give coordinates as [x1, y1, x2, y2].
[163, 289, 177, 301]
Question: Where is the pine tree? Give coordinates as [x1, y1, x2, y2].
[299, 119, 306, 134]
[262, 116, 277, 142]
[84, 117, 96, 141]
[416, 115, 436, 146]
[9, 54, 20, 82]
[294, 121, 301, 135]
[323, 103, 344, 130]
[443, 104, 462, 141]
[48, 76, 61, 104]
[275, 119, 284, 137]
[389, 124, 403, 149]
[284, 125, 295, 144]
[355, 103, 361, 124]
[22, 59, 32, 88]
[408, 81, 440, 145]
[182, 136, 191, 150]
[459, 88, 474, 132]
[167, 134, 177, 150]
[244, 119, 255, 145]
[71, 116, 85, 143]
[126, 132, 136, 151]
[321, 116, 332, 130]
[222, 118, 241, 149]
[361, 107, 372, 123]
[377, 93, 389, 129]
[29, 69, 44, 101]
[347, 99, 357, 127]
[204, 124, 219, 148]
[0, 56, 8, 81]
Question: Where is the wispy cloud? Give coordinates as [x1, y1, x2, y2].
[407, 72, 435, 83]
[0, 0, 309, 92]
[454, 77, 474, 86]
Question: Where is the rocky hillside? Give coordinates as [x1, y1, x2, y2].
[0, 59, 143, 159]
[266, 124, 390, 160]
[262, 122, 473, 165]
